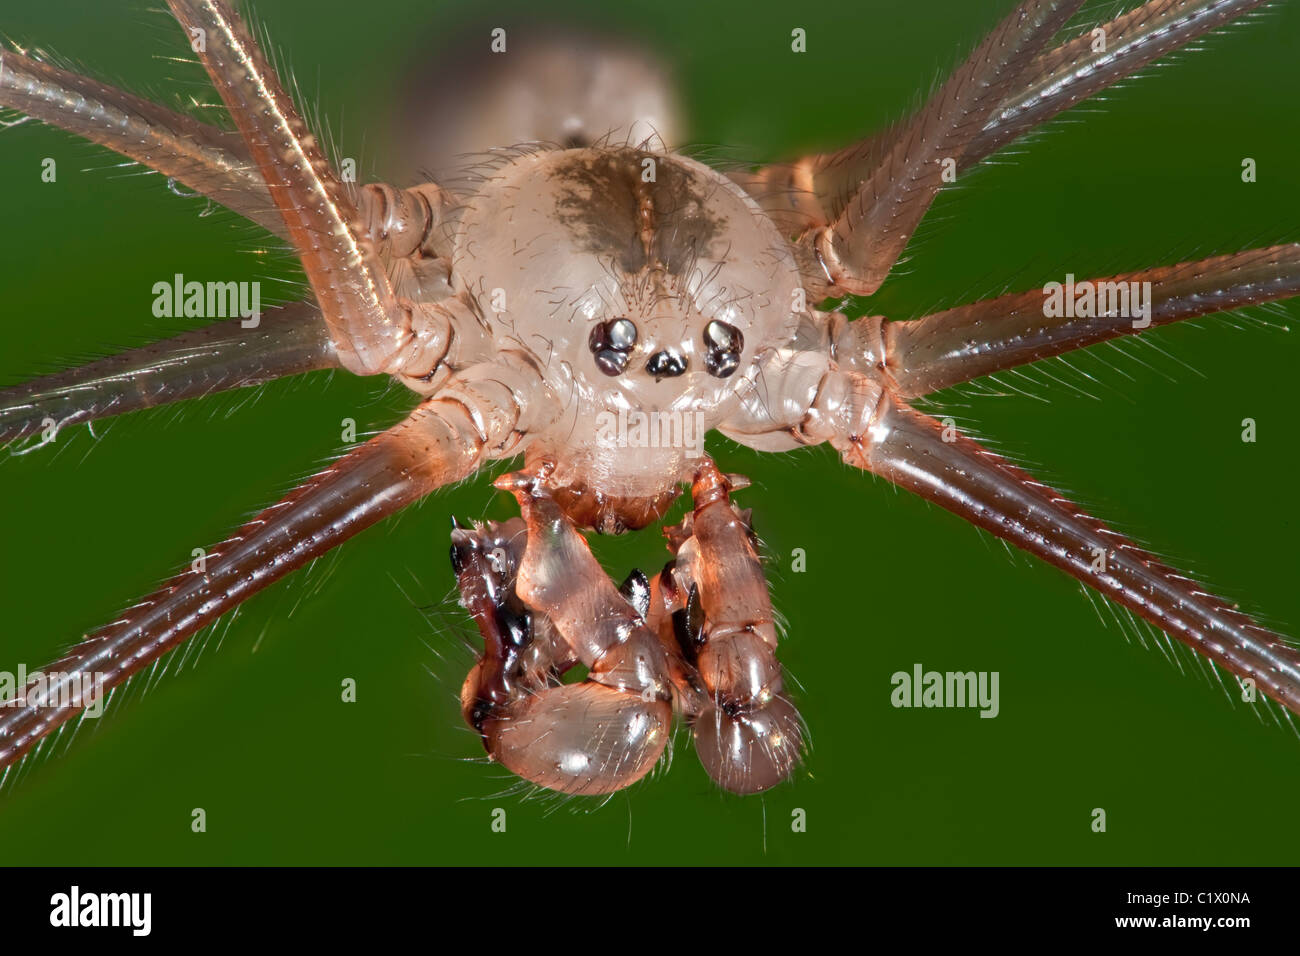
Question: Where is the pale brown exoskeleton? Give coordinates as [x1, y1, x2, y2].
[1, 0, 1299, 797]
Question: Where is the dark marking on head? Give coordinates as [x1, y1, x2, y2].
[548, 148, 728, 275]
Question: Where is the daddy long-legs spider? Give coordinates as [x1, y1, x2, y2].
[1, 0, 1298, 863]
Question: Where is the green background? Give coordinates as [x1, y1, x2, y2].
[1, 0, 1298, 864]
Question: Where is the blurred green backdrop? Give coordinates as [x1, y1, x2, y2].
[1, 0, 1298, 864]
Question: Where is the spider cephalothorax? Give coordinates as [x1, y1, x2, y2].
[453, 145, 802, 533]
[2, 0, 1299, 802]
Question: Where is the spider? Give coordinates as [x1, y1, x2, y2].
[1, 0, 1298, 818]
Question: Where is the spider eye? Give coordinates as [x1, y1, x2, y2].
[703, 320, 743, 378]
[589, 318, 638, 376]
[646, 349, 687, 379]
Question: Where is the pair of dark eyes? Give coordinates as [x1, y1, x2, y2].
[589, 318, 744, 379]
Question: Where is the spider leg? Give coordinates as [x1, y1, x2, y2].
[794, 0, 1087, 296]
[831, 244, 1300, 397]
[839, 392, 1300, 714]
[664, 461, 804, 794]
[0, 48, 279, 235]
[478, 467, 675, 795]
[968, 0, 1273, 167]
[0, 356, 551, 772]
[165, 0, 412, 376]
[0, 300, 336, 445]
[740, 0, 1272, 290]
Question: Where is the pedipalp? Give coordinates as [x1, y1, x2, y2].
[477, 466, 676, 795]
[663, 462, 803, 794]
[452, 459, 802, 795]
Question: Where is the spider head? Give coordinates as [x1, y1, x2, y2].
[453, 146, 803, 530]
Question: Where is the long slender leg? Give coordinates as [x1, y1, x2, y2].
[968, 0, 1273, 167]
[799, 0, 1085, 296]
[742, 0, 1270, 281]
[840, 393, 1300, 714]
[0, 356, 550, 773]
[0, 301, 336, 445]
[165, 0, 408, 375]
[846, 244, 1300, 398]
[0, 48, 280, 235]
[666, 462, 803, 794]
